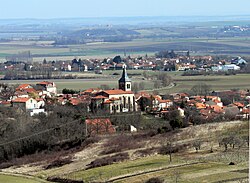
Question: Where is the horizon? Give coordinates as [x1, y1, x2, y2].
[1, 0, 250, 19]
[1, 14, 250, 20]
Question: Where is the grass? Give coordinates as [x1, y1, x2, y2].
[159, 73, 250, 94]
[65, 155, 185, 182]
[62, 154, 248, 183]
[0, 173, 48, 183]
[112, 162, 248, 183]
[2, 71, 250, 93]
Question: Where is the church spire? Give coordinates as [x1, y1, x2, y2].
[119, 64, 131, 91]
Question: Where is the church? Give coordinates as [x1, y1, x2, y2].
[90, 65, 137, 113]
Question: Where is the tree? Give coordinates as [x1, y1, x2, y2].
[113, 55, 122, 64]
[132, 82, 139, 93]
[0, 84, 16, 100]
[168, 110, 183, 129]
[62, 88, 78, 94]
[139, 82, 145, 90]
[191, 83, 212, 96]
[100, 84, 111, 90]
[193, 140, 202, 153]
[142, 71, 149, 79]
[154, 80, 161, 89]
[161, 141, 174, 163]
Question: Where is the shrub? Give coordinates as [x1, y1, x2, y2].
[87, 152, 129, 169]
[101, 134, 145, 155]
[44, 157, 73, 169]
[134, 147, 158, 157]
[145, 177, 164, 183]
[47, 177, 83, 183]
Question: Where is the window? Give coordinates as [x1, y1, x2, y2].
[127, 84, 130, 89]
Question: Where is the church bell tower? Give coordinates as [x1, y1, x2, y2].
[119, 65, 131, 91]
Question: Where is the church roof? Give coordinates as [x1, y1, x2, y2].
[102, 89, 133, 95]
[119, 66, 131, 83]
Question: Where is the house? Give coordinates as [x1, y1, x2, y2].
[211, 64, 240, 71]
[85, 118, 116, 136]
[231, 57, 247, 65]
[16, 84, 33, 91]
[151, 95, 173, 110]
[12, 98, 38, 111]
[36, 81, 57, 95]
[0, 100, 11, 107]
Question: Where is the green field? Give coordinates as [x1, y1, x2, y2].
[162, 73, 250, 94]
[0, 173, 48, 183]
[64, 155, 185, 182]
[1, 72, 249, 93]
[63, 155, 248, 183]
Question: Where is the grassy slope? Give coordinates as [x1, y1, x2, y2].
[64, 155, 248, 183]
[117, 162, 248, 183]
[0, 173, 48, 183]
[60, 121, 249, 183]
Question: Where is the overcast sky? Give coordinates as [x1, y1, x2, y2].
[1, 0, 250, 19]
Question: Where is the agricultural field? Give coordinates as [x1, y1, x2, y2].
[1, 71, 250, 93]
[1, 36, 250, 62]
[162, 73, 250, 94]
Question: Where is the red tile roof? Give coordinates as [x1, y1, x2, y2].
[210, 105, 224, 113]
[92, 96, 108, 99]
[84, 88, 101, 93]
[196, 102, 206, 109]
[233, 102, 244, 108]
[242, 108, 250, 114]
[12, 98, 30, 103]
[16, 84, 31, 90]
[37, 81, 54, 85]
[103, 89, 133, 95]
[23, 88, 37, 93]
[69, 98, 81, 106]
[0, 101, 11, 105]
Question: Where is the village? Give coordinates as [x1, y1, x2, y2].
[0, 62, 249, 135]
[1, 51, 249, 80]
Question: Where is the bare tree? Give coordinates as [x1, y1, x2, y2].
[193, 140, 202, 153]
[191, 83, 212, 96]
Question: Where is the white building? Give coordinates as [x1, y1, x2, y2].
[212, 64, 240, 72]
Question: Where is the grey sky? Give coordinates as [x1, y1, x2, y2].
[0, 0, 250, 19]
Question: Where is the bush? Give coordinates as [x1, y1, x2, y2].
[145, 177, 164, 183]
[87, 152, 129, 169]
[159, 143, 190, 155]
[134, 147, 158, 157]
[44, 157, 73, 169]
[47, 177, 83, 183]
[101, 134, 145, 155]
